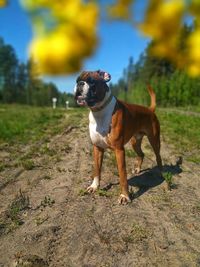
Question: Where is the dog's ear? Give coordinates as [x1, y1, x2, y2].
[97, 70, 111, 83]
[76, 71, 88, 83]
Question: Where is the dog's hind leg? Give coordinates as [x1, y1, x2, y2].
[147, 133, 162, 171]
[131, 135, 144, 174]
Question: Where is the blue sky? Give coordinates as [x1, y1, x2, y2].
[0, 0, 149, 93]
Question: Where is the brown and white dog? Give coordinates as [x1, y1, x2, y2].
[74, 70, 162, 204]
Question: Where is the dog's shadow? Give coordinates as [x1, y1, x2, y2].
[128, 157, 183, 199]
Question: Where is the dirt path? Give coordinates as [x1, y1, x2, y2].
[0, 114, 200, 267]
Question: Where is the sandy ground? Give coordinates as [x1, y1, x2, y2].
[0, 113, 200, 267]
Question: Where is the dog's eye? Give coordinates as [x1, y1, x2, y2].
[78, 81, 85, 86]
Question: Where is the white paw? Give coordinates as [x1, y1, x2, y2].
[87, 176, 99, 193]
[87, 185, 98, 193]
[132, 167, 141, 174]
[118, 194, 131, 205]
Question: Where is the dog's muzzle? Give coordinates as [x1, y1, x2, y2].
[75, 81, 98, 107]
[74, 81, 87, 106]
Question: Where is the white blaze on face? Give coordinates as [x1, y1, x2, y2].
[74, 81, 90, 106]
[74, 81, 89, 94]
[73, 84, 77, 94]
[81, 81, 90, 96]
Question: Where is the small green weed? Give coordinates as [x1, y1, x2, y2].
[42, 175, 51, 180]
[0, 163, 5, 172]
[123, 222, 151, 244]
[78, 189, 88, 196]
[21, 159, 35, 170]
[41, 196, 55, 207]
[162, 171, 173, 190]
[131, 222, 150, 241]
[40, 144, 56, 156]
[2, 189, 30, 233]
[125, 149, 136, 158]
[35, 216, 49, 226]
[97, 189, 113, 198]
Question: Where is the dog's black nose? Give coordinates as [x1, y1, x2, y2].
[78, 81, 85, 86]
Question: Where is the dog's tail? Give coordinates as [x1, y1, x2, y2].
[147, 84, 156, 112]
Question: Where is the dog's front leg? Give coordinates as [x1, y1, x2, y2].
[87, 145, 104, 193]
[115, 148, 131, 204]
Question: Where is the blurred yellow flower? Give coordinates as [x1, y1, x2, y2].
[150, 39, 177, 60]
[188, 29, 200, 61]
[20, 0, 51, 10]
[139, 0, 184, 39]
[108, 0, 134, 20]
[0, 0, 7, 7]
[138, 0, 200, 77]
[30, 32, 75, 74]
[188, 0, 200, 17]
[187, 64, 200, 77]
[20, 0, 99, 75]
[186, 28, 200, 76]
[18, 0, 200, 77]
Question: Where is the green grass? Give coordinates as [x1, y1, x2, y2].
[169, 106, 200, 113]
[125, 149, 136, 158]
[8, 189, 30, 224]
[157, 108, 200, 162]
[97, 189, 114, 197]
[0, 105, 62, 143]
[21, 159, 35, 170]
[122, 222, 151, 244]
[0, 189, 30, 235]
[0, 104, 199, 163]
[40, 195, 55, 207]
[0, 105, 86, 144]
[162, 171, 173, 190]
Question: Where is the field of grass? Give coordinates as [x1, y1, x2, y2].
[0, 104, 199, 162]
[157, 108, 200, 163]
[0, 105, 86, 144]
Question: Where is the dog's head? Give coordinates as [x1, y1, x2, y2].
[74, 70, 111, 108]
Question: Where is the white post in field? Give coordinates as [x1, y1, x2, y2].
[52, 98, 57, 109]
[66, 101, 69, 109]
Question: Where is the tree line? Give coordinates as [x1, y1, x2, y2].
[1, 24, 199, 108]
[0, 37, 75, 107]
[111, 25, 200, 107]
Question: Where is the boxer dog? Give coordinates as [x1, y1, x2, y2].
[74, 70, 162, 204]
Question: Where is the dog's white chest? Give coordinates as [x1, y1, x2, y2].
[89, 114, 110, 149]
[89, 97, 116, 149]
